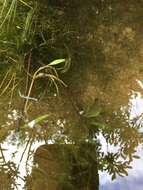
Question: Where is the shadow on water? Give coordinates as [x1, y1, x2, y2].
[1, 0, 143, 190]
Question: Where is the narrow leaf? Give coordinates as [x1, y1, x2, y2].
[84, 111, 100, 118]
[22, 114, 49, 129]
[133, 155, 140, 159]
[49, 59, 66, 66]
[111, 173, 116, 180]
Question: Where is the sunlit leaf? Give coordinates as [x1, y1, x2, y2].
[34, 114, 49, 123]
[49, 59, 66, 66]
[22, 114, 49, 128]
[122, 169, 128, 176]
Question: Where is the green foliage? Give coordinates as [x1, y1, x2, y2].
[22, 114, 49, 129]
[49, 59, 66, 66]
[84, 107, 100, 118]
[0, 1, 143, 189]
[0, 0, 71, 117]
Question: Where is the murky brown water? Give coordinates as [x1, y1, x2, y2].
[1, 1, 143, 190]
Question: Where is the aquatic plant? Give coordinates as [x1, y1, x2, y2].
[23, 58, 68, 114]
[0, 1, 143, 190]
[0, 0, 71, 117]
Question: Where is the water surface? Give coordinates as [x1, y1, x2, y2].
[0, 1, 143, 189]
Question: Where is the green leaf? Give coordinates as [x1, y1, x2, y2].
[90, 121, 107, 129]
[84, 111, 100, 118]
[133, 155, 140, 159]
[83, 104, 101, 118]
[19, 0, 33, 8]
[111, 173, 116, 180]
[49, 59, 66, 66]
[122, 169, 128, 176]
[22, 114, 49, 129]
[34, 114, 49, 123]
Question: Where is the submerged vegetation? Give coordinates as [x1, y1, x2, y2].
[0, 0, 143, 189]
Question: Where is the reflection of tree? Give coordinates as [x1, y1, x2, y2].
[22, 103, 143, 190]
[79, 107, 143, 181]
[0, 0, 143, 189]
[0, 145, 21, 189]
[0, 105, 143, 190]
